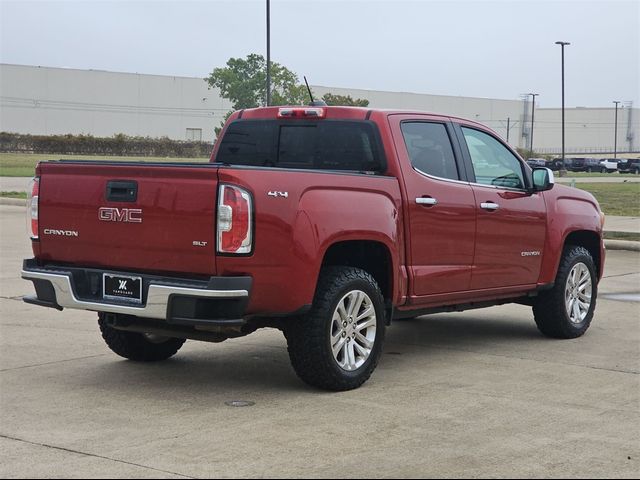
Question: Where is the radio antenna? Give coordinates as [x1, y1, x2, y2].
[304, 76, 315, 103]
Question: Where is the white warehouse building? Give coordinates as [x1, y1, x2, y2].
[0, 64, 637, 155]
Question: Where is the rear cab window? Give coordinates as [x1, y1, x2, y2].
[216, 120, 386, 173]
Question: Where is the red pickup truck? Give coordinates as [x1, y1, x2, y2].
[22, 106, 605, 391]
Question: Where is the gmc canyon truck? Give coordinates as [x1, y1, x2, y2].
[22, 106, 605, 391]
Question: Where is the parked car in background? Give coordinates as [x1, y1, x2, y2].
[617, 158, 640, 174]
[566, 157, 601, 172]
[598, 159, 619, 173]
[526, 158, 547, 168]
[547, 158, 566, 171]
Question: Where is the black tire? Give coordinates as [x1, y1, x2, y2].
[532, 245, 597, 339]
[586, 167, 592, 173]
[98, 313, 186, 361]
[284, 266, 386, 391]
[601, 167, 607, 173]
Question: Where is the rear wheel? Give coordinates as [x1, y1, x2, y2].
[532, 245, 597, 339]
[98, 313, 186, 361]
[284, 267, 386, 391]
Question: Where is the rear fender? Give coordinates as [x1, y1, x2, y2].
[295, 186, 405, 306]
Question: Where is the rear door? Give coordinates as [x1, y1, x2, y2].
[37, 162, 219, 276]
[389, 114, 476, 298]
[454, 123, 547, 289]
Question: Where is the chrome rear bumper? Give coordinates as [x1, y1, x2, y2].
[21, 260, 251, 323]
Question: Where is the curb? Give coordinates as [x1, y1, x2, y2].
[0, 198, 26, 206]
[604, 239, 640, 252]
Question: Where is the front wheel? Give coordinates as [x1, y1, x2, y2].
[284, 267, 386, 391]
[532, 245, 597, 338]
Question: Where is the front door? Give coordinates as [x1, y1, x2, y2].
[389, 115, 476, 299]
[456, 124, 547, 289]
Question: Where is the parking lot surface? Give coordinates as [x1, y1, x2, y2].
[1, 204, 639, 478]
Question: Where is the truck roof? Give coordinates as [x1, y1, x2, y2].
[236, 106, 487, 130]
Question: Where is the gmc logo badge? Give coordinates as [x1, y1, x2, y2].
[98, 207, 143, 223]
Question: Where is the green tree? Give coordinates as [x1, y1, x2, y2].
[206, 54, 371, 137]
[321, 93, 370, 107]
[206, 54, 308, 135]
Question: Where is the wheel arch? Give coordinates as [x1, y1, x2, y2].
[320, 240, 395, 309]
[563, 230, 603, 279]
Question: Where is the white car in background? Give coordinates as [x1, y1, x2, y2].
[599, 158, 619, 173]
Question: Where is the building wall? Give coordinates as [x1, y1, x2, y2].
[0, 64, 527, 146]
[532, 107, 639, 154]
[0, 64, 232, 141]
[1, 64, 638, 155]
[310, 85, 526, 148]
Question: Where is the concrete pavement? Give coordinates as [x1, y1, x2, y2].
[606, 216, 640, 234]
[1, 204, 639, 478]
[0, 177, 31, 192]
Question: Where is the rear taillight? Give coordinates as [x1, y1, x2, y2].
[26, 177, 39, 240]
[217, 184, 252, 254]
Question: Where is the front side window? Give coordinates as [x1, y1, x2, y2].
[461, 127, 525, 189]
[400, 122, 459, 181]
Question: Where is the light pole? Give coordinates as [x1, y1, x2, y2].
[266, 0, 271, 106]
[528, 93, 539, 154]
[613, 100, 621, 158]
[555, 41, 570, 172]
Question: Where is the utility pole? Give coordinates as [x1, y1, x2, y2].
[266, 0, 271, 106]
[613, 100, 620, 158]
[528, 93, 539, 154]
[555, 41, 570, 172]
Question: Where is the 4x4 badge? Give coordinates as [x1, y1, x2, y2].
[268, 191, 288, 198]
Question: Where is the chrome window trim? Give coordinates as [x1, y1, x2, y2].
[412, 167, 531, 194]
[467, 181, 530, 194]
[412, 166, 469, 186]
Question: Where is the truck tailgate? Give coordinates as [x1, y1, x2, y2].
[36, 161, 218, 277]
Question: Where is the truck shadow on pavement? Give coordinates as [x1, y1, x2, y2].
[76, 313, 545, 396]
[388, 313, 543, 347]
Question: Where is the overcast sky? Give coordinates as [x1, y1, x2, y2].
[1, 0, 638, 108]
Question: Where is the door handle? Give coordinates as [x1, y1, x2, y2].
[480, 202, 500, 211]
[416, 197, 438, 206]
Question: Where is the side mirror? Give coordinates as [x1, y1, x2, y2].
[532, 167, 555, 192]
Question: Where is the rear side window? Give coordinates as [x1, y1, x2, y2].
[400, 122, 459, 180]
[216, 120, 385, 173]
